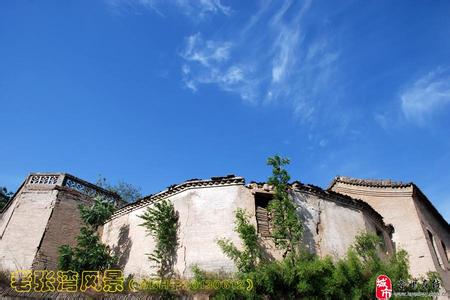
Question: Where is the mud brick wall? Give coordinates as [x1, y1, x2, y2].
[32, 187, 94, 270]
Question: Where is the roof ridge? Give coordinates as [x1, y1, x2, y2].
[329, 175, 412, 189]
[108, 175, 245, 220]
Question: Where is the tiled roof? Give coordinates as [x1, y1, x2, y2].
[328, 176, 412, 189]
[328, 176, 449, 229]
[108, 175, 245, 220]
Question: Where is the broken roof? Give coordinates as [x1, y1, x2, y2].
[108, 175, 392, 233]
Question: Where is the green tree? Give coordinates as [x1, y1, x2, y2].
[217, 208, 262, 273]
[266, 155, 303, 258]
[96, 176, 142, 203]
[139, 199, 180, 279]
[58, 197, 117, 272]
[214, 155, 427, 299]
[0, 187, 13, 210]
[79, 196, 115, 229]
[241, 233, 415, 299]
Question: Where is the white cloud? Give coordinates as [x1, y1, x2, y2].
[182, 33, 231, 67]
[106, 0, 230, 18]
[176, 0, 231, 18]
[180, 0, 343, 126]
[401, 68, 450, 125]
[180, 33, 259, 102]
[271, 26, 299, 84]
[106, 0, 164, 15]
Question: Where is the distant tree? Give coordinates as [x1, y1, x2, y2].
[0, 187, 13, 210]
[58, 197, 117, 272]
[96, 176, 142, 203]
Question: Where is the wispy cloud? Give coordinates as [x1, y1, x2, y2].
[180, 33, 257, 102]
[106, 0, 230, 18]
[401, 68, 450, 125]
[182, 33, 231, 67]
[176, 0, 231, 18]
[106, 0, 165, 16]
[180, 0, 343, 125]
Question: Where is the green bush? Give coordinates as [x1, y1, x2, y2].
[217, 208, 262, 273]
[223, 233, 414, 299]
[139, 199, 180, 279]
[213, 155, 438, 299]
[58, 197, 117, 273]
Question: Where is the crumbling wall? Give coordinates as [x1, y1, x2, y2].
[102, 184, 255, 278]
[103, 183, 394, 278]
[32, 187, 93, 270]
[0, 186, 57, 270]
[172, 185, 254, 277]
[292, 190, 391, 259]
[329, 182, 435, 277]
[412, 191, 450, 292]
[0, 173, 120, 272]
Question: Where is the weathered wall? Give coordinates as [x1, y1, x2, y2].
[292, 190, 392, 259]
[0, 186, 57, 270]
[0, 173, 122, 272]
[329, 181, 442, 278]
[102, 184, 254, 278]
[102, 182, 393, 278]
[412, 191, 450, 292]
[32, 187, 94, 270]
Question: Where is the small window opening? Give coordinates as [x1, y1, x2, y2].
[255, 192, 273, 237]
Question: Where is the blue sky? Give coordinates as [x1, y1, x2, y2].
[1, 0, 449, 221]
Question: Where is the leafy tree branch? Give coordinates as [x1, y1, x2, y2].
[58, 197, 117, 272]
[217, 208, 263, 273]
[266, 155, 303, 258]
[139, 199, 180, 279]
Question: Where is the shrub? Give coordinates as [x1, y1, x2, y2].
[58, 196, 117, 273]
[215, 155, 429, 299]
[139, 199, 180, 279]
[217, 209, 262, 273]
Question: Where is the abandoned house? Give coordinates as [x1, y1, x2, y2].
[0, 172, 448, 292]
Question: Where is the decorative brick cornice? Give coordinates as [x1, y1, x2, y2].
[0, 173, 125, 214]
[331, 186, 412, 198]
[108, 175, 245, 220]
[25, 173, 123, 205]
[328, 176, 412, 190]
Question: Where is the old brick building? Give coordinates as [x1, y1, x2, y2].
[329, 176, 450, 292]
[0, 172, 448, 292]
